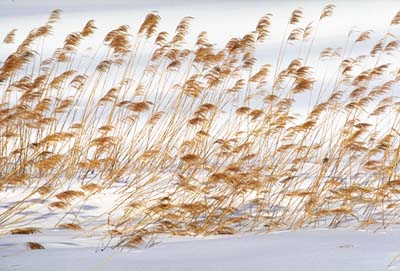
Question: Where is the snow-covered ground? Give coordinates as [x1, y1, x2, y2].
[1, 229, 400, 271]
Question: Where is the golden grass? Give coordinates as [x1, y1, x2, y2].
[1, 5, 400, 249]
[26, 242, 45, 250]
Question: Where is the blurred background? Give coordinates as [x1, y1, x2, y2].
[0, 0, 399, 111]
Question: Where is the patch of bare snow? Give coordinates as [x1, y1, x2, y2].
[1, 228, 399, 271]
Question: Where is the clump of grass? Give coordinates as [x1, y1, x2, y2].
[26, 242, 45, 250]
[0, 5, 400, 249]
[11, 227, 41, 235]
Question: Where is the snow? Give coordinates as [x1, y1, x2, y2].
[1, 229, 400, 271]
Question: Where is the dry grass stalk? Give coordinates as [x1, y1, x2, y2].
[0, 6, 399, 250]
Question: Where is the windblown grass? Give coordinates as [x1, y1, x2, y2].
[1, 5, 400, 249]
